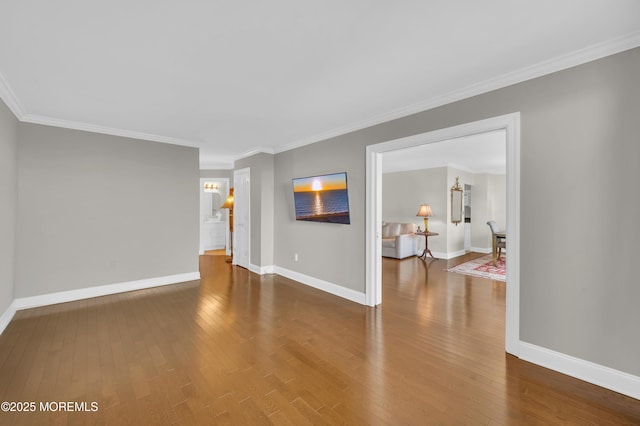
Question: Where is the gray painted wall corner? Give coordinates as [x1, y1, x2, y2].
[15, 123, 200, 298]
[234, 152, 275, 267]
[0, 98, 18, 314]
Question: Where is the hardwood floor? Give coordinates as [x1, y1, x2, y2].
[0, 253, 639, 424]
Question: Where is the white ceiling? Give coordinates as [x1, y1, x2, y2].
[1, 1, 639, 168]
[382, 130, 506, 174]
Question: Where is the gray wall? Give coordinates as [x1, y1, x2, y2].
[0, 99, 18, 314]
[273, 47, 640, 376]
[459, 172, 507, 252]
[274, 138, 364, 291]
[382, 167, 448, 254]
[15, 123, 200, 298]
[235, 153, 275, 267]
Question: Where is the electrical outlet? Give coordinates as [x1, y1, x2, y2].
[294, 253, 299, 262]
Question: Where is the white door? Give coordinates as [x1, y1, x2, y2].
[233, 168, 250, 269]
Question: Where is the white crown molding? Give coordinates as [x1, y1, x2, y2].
[21, 114, 202, 148]
[2, 32, 639, 161]
[199, 147, 275, 170]
[234, 147, 275, 161]
[275, 31, 640, 155]
[0, 71, 26, 119]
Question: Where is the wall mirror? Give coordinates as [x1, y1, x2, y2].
[450, 177, 463, 226]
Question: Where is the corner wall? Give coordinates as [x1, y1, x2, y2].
[234, 153, 275, 268]
[0, 99, 18, 316]
[382, 167, 447, 255]
[15, 123, 200, 298]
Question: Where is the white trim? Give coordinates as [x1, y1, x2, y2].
[250, 264, 275, 275]
[233, 167, 251, 268]
[470, 247, 492, 254]
[199, 178, 206, 255]
[21, 114, 201, 148]
[0, 302, 18, 336]
[234, 147, 275, 161]
[0, 71, 25, 119]
[365, 148, 383, 306]
[2, 33, 637, 159]
[276, 32, 640, 155]
[0, 272, 200, 336]
[274, 266, 366, 305]
[366, 112, 521, 356]
[431, 249, 467, 260]
[519, 341, 640, 401]
[504, 113, 521, 355]
[12, 272, 200, 312]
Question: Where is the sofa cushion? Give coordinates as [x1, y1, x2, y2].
[383, 223, 401, 238]
[381, 238, 396, 248]
[400, 223, 416, 234]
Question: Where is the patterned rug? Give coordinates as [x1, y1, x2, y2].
[446, 254, 506, 282]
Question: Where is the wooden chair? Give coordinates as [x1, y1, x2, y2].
[487, 221, 506, 263]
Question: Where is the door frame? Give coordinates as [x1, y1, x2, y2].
[365, 112, 521, 356]
[233, 167, 251, 269]
[199, 177, 230, 255]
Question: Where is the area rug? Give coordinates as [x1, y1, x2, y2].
[446, 254, 506, 282]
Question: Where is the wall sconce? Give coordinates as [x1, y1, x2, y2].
[204, 182, 219, 192]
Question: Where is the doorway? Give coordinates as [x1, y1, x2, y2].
[365, 113, 521, 356]
[199, 178, 230, 255]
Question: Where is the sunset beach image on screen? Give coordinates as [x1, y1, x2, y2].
[292, 172, 350, 224]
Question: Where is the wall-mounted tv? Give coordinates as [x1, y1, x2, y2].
[292, 172, 351, 224]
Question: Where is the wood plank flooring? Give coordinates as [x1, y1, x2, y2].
[0, 253, 639, 425]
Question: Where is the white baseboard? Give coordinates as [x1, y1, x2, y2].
[519, 341, 640, 401]
[249, 264, 275, 275]
[274, 266, 366, 305]
[431, 249, 467, 260]
[0, 272, 194, 335]
[0, 302, 17, 336]
[471, 247, 492, 254]
[10, 271, 200, 313]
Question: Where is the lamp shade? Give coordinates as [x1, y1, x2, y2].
[416, 204, 433, 232]
[220, 188, 234, 209]
[416, 204, 433, 217]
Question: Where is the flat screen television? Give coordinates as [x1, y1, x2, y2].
[292, 172, 351, 224]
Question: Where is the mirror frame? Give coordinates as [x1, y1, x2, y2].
[450, 177, 463, 226]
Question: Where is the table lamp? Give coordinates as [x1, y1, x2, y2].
[416, 204, 433, 233]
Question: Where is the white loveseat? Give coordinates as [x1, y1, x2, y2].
[381, 222, 418, 259]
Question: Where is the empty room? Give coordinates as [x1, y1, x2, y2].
[1, 1, 640, 424]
